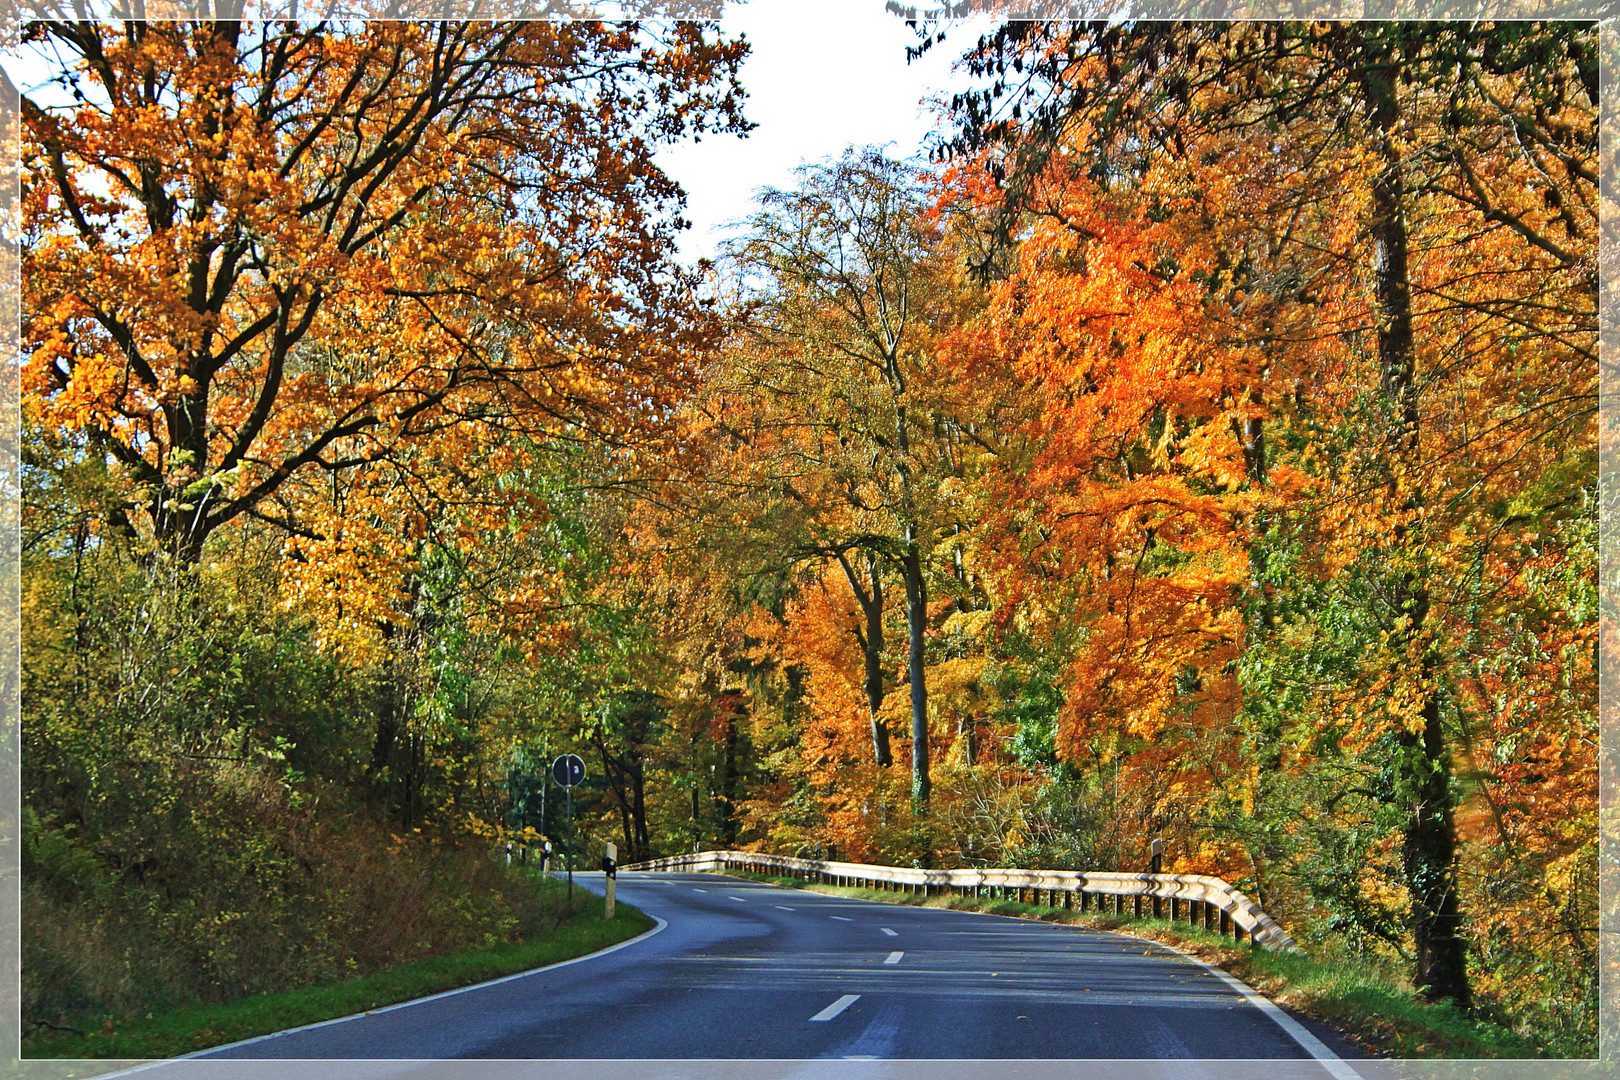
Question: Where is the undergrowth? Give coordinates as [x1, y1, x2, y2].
[25, 872, 650, 1060]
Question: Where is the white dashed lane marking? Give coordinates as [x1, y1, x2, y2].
[809, 994, 860, 1022]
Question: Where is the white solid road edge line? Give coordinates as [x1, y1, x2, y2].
[1150, 938, 1363, 1080]
[809, 994, 861, 1022]
[785, 879, 1361, 1077]
[89, 913, 672, 1079]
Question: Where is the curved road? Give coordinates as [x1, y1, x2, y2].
[180, 871, 1368, 1068]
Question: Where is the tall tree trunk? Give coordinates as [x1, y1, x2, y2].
[957, 711, 976, 765]
[1361, 46, 1470, 1009]
[595, 724, 651, 864]
[836, 550, 892, 766]
[615, 773, 635, 863]
[903, 529, 929, 807]
[884, 343, 929, 808]
[719, 713, 741, 845]
[630, 758, 650, 863]
[690, 734, 703, 847]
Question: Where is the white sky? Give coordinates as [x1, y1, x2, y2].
[655, 1, 994, 263]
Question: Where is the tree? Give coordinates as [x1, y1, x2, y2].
[934, 19, 1597, 1007]
[711, 148, 973, 807]
[23, 19, 747, 563]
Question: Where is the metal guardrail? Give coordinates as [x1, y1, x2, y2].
[621, 849, 1298, 951]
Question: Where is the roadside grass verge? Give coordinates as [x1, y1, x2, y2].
[727, 871, 1555, 1059]
[25, 882, 652, 1061]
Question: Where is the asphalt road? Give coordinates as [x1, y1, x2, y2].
[179, 870, 1370, 1067]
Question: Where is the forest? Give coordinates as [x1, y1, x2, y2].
[18, 18, 1599, 1055]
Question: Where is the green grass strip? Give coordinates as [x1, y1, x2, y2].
[728, 871, 1563, 1060]
[26, 897, 653, 1060]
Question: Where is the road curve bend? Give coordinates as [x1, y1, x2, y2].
[163, 871, 1374, 1073]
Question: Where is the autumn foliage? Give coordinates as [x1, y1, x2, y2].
[19, 16, 1598, 1057]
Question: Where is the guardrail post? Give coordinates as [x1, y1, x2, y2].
[1152, 893, 1162, 919]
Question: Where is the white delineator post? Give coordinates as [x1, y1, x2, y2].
[605, 841, 617, 919]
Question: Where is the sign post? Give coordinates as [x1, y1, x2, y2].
[551, 754, 585, 900]
[603, 841, 617, 919]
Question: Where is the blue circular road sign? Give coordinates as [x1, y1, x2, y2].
[551, 754, 585, 788]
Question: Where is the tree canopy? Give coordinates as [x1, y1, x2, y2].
[19, 16, 1598, 1056]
